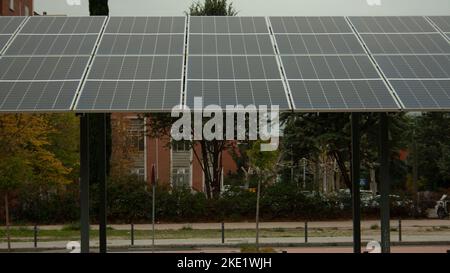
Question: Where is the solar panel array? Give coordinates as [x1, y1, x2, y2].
[1, 16, 450, 113]
[270, 17, 400, 111]
[75, 16, 186, 112]
[0, 16, 106, 112]
[349, 16, 450, 110]
[185, 16, 291, 110]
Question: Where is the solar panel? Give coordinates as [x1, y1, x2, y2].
[270, 16, 400, 111]
[97, 34, 185, 55]
[0, 56, 90, 81]
[88, 56, 183, 80]
[270, 17, 353, 34]
[374, 55, 450, 79]
[186, 80, 290, 109]
[0, 81, 80, 112]
[4, 34, 99, 56]
[75, 16, 186, 112]
[0, 17, 26, 55]
[280, 55, 380, 79]
[20, 16, 106, 34]
[185, 16, 290, 111]
[188, 56, 281, 80]
[0, 35, 11, 53]
[348, 16, 436, 33]
[274, 34, 365, 55]
[359, 33, 450, 54]
[428, 16, 450, 32]
[105, 17, 186, 33]
[189, 34, 274, 55]
[389, 80, 450, 110]
[0, 16, 106, 112]
[349, 16, 450, 110]
[0, 17, 26, 34]
[189, 16, 269, 34]
[75, 80, 182, 111]
[288, 80, 399, 110]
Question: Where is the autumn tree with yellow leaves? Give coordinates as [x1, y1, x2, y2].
[0, 114, 72, 251]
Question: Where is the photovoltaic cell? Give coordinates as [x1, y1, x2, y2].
[0, 35, 11, 53]
[359, 33, 450, 54]
[20, 16, 106, 34]
[5, 34, 99, 56]
[88, 56, 183, 80]
[96, 34, 185, 55]
[105, 17, 186, 34]
[185, 80, 289, 109]
[0, 56, 90, 81]
[288, 80, 398, 110]
[270, 17, 353, 33]
[390, 80, 450, 110]
[0, 17, 26, 34]
[188, 34, 274, 55]
[281, 55, 380, 79]
[189, 17, 269, 34]
[188, 56, 281, 80]
[348, 16, 436, 33]
[274, 34, 365, 55]
[374, 55, 450, 79]
[428, 16, 450, 32]
[76, 81, 182, 111]
[0, 81, 80, 112]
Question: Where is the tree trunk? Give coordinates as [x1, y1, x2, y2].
[255, 175, 261, 252]
[4, 193, 11, 252]
[332, 150, 352, 189]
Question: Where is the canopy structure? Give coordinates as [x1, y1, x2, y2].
[1, 15, 449, 254]
[0, 15, 449, 113]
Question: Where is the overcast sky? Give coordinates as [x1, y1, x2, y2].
[34, 0, 450, 16]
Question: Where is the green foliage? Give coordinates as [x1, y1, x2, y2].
[0, 155, 32, 192]
[247, 140, 280, 174]
[187, 0, 237, 16]
[413, 113, 450, 190]
[7, 179, 417, 224]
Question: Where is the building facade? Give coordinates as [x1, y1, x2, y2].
[111, 114, 239, 192]
[0, 0, 33, 16]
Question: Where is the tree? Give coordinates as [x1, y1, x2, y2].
[412, 113, 450, 190]
[0, 114, 71, 250]
[246, 140, 280, 251]
[187, 0, 237, 16]
[145, 1, 238, 199]
[281, 113, 409, 191]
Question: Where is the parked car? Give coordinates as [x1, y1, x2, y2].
[435, 194, 449, 219]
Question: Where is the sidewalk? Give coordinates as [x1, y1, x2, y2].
[1, 234, 450, 251]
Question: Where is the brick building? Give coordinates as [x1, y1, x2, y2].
[111, 114, 239, 192]
[0, 0, 33, 16]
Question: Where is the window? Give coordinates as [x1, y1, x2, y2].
[9, 0, 15, 11]
[132, 168, 145, 179]
[172, 141, 190, 152]
[172, 168, 190, 189]
[128, 119, 145, 152]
